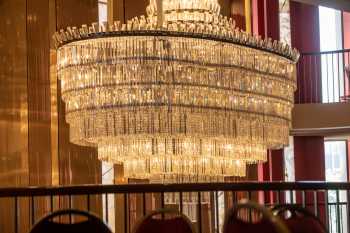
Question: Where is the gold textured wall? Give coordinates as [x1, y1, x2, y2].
[0, 0, 29, 232]
[55, 0, 101, 187]
[0, 0, 102, 232]
[55, 0, 102, 216]
[0, 1, 255, 231]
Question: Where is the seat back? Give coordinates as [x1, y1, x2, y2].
[223, 201, 289, 233]
[273, 205, 327, 233]
[133, 209, 194, 233]
[30, 209, 112, 233]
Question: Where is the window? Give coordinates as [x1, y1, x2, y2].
[279, 0, 291, 46]
[325, 140, 348, 233]
[284, 136, 296, 203]
[98, 0, 107, 23]
[319, 6, 344, 103]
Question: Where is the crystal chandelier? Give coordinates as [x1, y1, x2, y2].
[54, 0, 299, 183]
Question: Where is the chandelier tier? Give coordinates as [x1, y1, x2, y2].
[54, 0, 299, 182]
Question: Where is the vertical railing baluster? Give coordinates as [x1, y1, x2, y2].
[344, 52, 350, 101]
[326, 54, 330, 102]
[299, 56, 308, 103]
[231, 191, 236, 207]
[332, 53, 335, 102]
[161, 192, 164, 209]
[276, 190, 280, 205]
[314, 191, 318, 217]
[338, 52, 341, 101]
[179, 192, 183, 214]
[50, 195, 54, 213]
[105, 193, 109, 224]
[302, 191, 306, 208]
[197, 192, 202, 233]
[142, 192, 146, 216]
[248, 191, 252, 222]
[309, 55, 313, 102]
[263, 191, 267, 206]
[315, 54, 319, 102]
[14, 197, 18, 233]
[87, 194, 90, 212]
[69, 195, 72, 224]
[336, 190, 341, 233]
[347, 189, 350, 233]
[124, 193, 128, 233]
[160, 192, 165, 220]
[325, 190, 330, 231]
[289, 190, 294, 204]
[31, 196, 35, 226]
[215, 191, 219, 233]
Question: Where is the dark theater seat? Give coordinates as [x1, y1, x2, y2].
[30, 209, 112, 233]
[273, 205, 327, 233]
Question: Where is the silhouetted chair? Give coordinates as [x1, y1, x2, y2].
[133, 209, 194, 233]
[272, 205, 327, 233]
[223, 201, 289, 233]
[30, 209, 112, 233]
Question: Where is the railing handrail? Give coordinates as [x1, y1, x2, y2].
[301, 48, 350, 56]
[0, 182, 349, 198]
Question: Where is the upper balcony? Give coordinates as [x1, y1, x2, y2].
[292, 49, 350, 136]
[296, 49, 350, 104]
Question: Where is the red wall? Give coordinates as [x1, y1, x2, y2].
[348, 140, 350, 181]
[290, 2, 320, 53]
[252, 0, 279, 39]
[291, 1, 322, 104]
[294, 136, 325, 181]
[290, 1, 325, 183]
[343, 12, 350, 96]
[343, 12, 350, 50]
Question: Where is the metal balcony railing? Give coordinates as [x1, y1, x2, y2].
[0, 182, 349, 233]
[296, 49, 350, 104]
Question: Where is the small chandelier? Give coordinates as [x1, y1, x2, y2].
[54, 0, 299, 183]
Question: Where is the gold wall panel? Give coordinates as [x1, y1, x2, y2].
[55, 0, 102, 216]
[27, 0, 54, 223]
[50, 0, 59, 187]
[0, 0, 29, 232]
[219, 0, 233, 17]
[56, 0, 101, 186]
[27, 0, 52, 187]
[108, 0, 148, 24]
[0, 0, 29, 187]
[124, 0, 148, 22]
